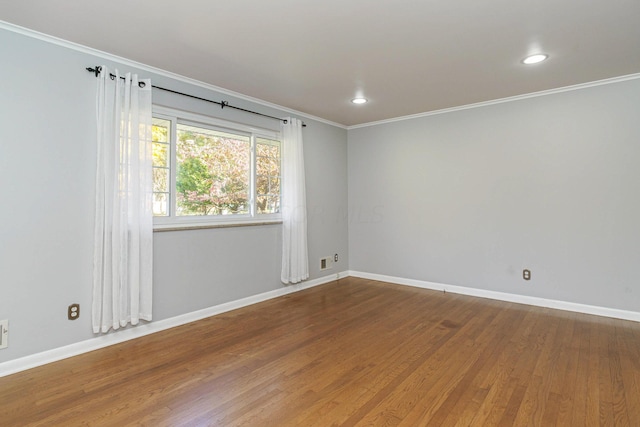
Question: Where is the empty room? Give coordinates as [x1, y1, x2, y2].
[1, 1, 640, 425]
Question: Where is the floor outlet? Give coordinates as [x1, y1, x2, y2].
[0, 319, 8, 349]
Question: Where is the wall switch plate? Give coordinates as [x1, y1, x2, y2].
[0, 319, 8, 349]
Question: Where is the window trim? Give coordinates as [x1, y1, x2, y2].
[152, 106, 282, 231]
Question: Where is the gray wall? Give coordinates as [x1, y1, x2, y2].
[0, 27, 348, 363]
[348, 78, 640, 312]
[3, 22, 639, 366]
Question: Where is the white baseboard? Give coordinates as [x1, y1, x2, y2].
[348, 271, 640, 323]
[0, 272, 347, 378]
[6, 269, 634, 378]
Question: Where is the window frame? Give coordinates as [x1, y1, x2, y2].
[152, 105, 282, 230]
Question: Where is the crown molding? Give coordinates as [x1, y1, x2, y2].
[348, 72, 640, 130]
[0, 20, 346, 130]
[3, 20, 637, 133]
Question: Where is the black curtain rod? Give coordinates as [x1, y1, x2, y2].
[86, 66, 306, 127]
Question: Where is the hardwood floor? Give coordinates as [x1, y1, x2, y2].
[1, 277, 640, 426]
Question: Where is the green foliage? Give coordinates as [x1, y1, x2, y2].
[255, 140, 281, 214]
[151, 121, 171, 216]
[175, 126, 250, 216]
[152, 123, 168, 143]
[151, 121, 280, 217]
[176, 157, 215, 215]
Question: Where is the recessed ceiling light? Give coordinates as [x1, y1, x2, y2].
[351, 97, 368, 104]
[522, 54, 549, 65]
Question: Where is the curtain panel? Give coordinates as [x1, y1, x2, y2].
[92, 66, 153, 333]
[281, 118, 309, 284]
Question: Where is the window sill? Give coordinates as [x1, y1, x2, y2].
[153, 219, 282, 232]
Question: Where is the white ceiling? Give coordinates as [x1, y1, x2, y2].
[1, 0, 640, 126]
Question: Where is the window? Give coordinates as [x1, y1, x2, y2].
[152, 107, 281, 228]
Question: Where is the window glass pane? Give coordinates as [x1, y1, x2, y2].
[269, 176, 280, 192]
[256, 195, 267, 214]
[256, 138, 281, 214]
[256, 138, 278, 152]
[266, 144, 279, 158]
[256, 143, 269, 157]
[256, 160, 269, 177]
[152, 111, 282, 223]
[153, 143, 169, 167]
[270, 196, 280, 213]
[153, 168, 169, 192]
[257, 175, 269, 194]
[176, 124, 250, 216]
[256, 142, 279, 158]
[268, 156, 280, 175]
[153, 193, 168, 216]
[152, 118, 170, 143]
[257, 195, 280, 214]
[256, 156, 280, 176]
[256, 195, 280, 214]
[152, 118, 171, 217]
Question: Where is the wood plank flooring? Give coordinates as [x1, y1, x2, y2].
[1, 277, 640, 426]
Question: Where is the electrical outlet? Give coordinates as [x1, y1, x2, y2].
[334, 253, 339, 262]
[523, 269, 531, 281]
[68, 304, 80, 320]
[0, 319, 8, 349]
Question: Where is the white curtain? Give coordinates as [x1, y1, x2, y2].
[92, 66, 153, 333]
[281, 118, 309, 284]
